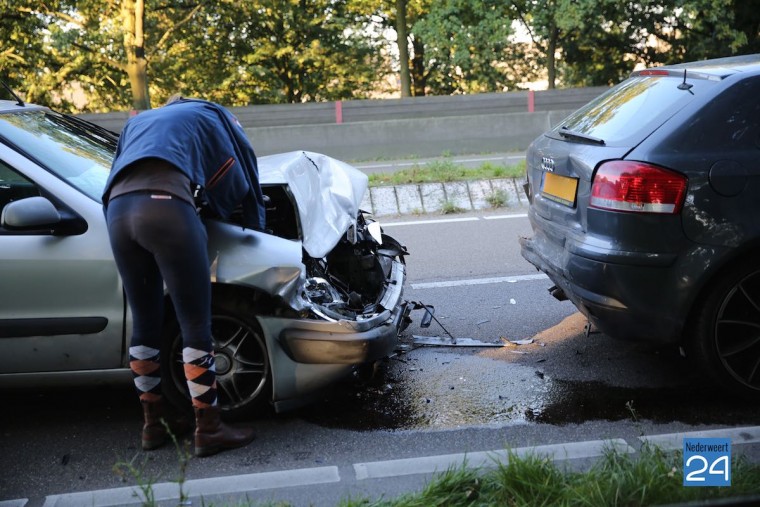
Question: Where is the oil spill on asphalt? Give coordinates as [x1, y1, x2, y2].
[296, 351, 759, 432]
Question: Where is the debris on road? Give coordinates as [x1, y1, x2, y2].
[412, 335, 506, 347]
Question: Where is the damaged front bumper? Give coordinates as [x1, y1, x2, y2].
[268, 260, 407, 364]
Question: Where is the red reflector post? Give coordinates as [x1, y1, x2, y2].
[590, 161, 687, 214]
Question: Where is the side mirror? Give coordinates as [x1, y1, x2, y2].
[1, 196, 61, 229]
[2, 196, 88, 235]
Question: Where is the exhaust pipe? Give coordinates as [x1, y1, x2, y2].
[548, 285, 567, 301]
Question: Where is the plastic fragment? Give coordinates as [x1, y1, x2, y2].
[509, 338, 534, 345]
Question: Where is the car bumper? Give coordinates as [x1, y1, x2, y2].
[262, 259, 408, 365]
[520, 216, 685, 343]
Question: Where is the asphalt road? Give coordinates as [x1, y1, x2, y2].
[3, 209, 760, 507]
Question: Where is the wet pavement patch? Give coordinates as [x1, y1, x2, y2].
[295, 350, 759, 432]
[530, 379, 757, 425]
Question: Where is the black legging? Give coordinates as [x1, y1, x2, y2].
[105, 193, 212, 355]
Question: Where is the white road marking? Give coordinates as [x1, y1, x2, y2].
[27, 426, 760, 507]
[41, 467, 340, 507]
[382, 217, 479, 227]
[640, 426, 760, 450]
[483, 213, 528, 220]
[382, 213, 527, 227]
[411, 273, 548, 290]
[354, 439, 634, 480]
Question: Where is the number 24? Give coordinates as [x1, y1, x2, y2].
[685, 455, 729, 482]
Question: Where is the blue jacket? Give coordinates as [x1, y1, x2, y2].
[103, 99, 266, 230]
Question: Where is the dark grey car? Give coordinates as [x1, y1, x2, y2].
[520, 54, 760, 396]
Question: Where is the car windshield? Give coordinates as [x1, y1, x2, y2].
[0, 109, 116, 202]
[554, 74, 719, 147]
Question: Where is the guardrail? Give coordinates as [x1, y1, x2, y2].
[79, 86, 608, 160]
[78, 87, 608, 132]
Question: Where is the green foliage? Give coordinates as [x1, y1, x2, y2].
[344, 444, 760, 507]
[440, 198, 466, 214]
[368, 160, 523, 187]
[112, 420, 193, 507]
[485, 189, 508, 208]
[238, 0, 383, 103]
[411, 0, 515, 94]
[510, 0, 759, 89]
[2, 0, 758, 111]
[1, 0, 384, 112]
[106, 442, 760, 506]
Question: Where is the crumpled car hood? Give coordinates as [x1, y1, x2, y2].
[258, 151, 368, 259]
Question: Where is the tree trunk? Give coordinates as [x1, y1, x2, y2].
[411, 37, 426, 96]
[547, 26, 558, 90]
[395, 0, 412, 97]
[122, 0, 151, 110]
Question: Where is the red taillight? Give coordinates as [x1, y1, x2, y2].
[590, 161, 687, 214]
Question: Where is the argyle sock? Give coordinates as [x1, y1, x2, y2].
[182, 347, 218, 408]
[129, 345, 162, 402]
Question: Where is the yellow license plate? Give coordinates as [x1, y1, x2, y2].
[541, 172, 578, 207]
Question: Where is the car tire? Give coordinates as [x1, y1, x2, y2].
[161, 293, 271, 419]
[690, 258, 760, 398]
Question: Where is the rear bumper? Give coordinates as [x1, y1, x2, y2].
[519, 228, 685, 344]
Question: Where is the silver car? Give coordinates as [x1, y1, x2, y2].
[0, 98, 410, 417]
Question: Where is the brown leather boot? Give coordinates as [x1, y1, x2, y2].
[141, 399, 192, 451]
[194, 406, 255, 457]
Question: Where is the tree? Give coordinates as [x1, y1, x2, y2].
[1, 0, 203, 111]
[348, 0, 430, 95]
[659, 0, 759, 63]
[2, 0, 383, 111]
[395, 0, 412, 97]
[553, 0, 670, 87]
[512, 0, 758, 89]
[354, 0, 518, 96]
[412, 0, 515, 94]
[509, 0, 561, 89]
[0, 0, 55, 99]
[234, 0, 383, 103]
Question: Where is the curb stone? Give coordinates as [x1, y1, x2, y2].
[363, 177, 526, 217]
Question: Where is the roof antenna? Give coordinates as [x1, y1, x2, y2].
[677, 69, 694, 94]
[1, 80, 25, 106]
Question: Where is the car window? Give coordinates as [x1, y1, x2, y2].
[0, 160, 42, 232]
[553, 75, 719, 147]
[0, 110, 115, 202]
[0, 159, 41, 206]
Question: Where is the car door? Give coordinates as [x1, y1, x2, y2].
[0, 139, 126, 374]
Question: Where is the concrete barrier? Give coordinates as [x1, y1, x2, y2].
[362, 177, 528, 217]
[247, 109, 576, 160]
[78, 87, 607, 160]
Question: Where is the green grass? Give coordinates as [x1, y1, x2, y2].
[368, 159, 525, 187]
[341, 444, 760, 507]
[114, 441, 760, 507]
[440, 198, 466, 214]
[485, 188, 508, 208]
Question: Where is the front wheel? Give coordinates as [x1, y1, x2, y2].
[161, 294, 271, 418]
[689, 258, 760, 398]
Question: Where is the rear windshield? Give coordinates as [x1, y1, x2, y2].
[552, 75, 719, 147]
